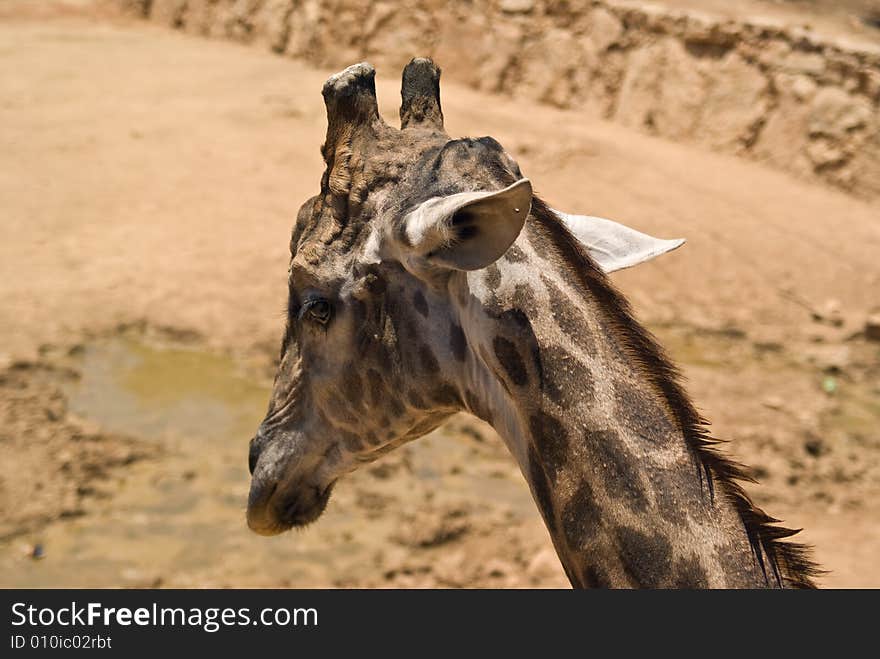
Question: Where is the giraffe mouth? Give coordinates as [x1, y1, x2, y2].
[278, 480, 335, 528]
[247, 479, 336, 535]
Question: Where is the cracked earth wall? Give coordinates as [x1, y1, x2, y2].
[130, 0, 880, 197]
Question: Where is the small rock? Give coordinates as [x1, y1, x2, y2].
[367, 462, 397, 479]
[355, 489, 390, 514]
[392, 505, 470, 548]
[121, 568, 144, 582]
[790, 74, 817, 101]
[821, 376, 838, 395]
[865, 314, 880, 342]
[31, 544, 45, 560]
[499, 0, 534, 13]
[806, 138, 846, 167]
[782, 51, 825, 76]
[526, 548, 560, 577]
[45, 395, 66, 422]
[809, 88, 872, 139]
[762, 396, 785, 411]
[587, 7, 624, 52]
[432, 550, 467, 585]
[484, 558, 514, 578]
[754, 341, 783, 353]
[804, 436, 829, 457]
[806, 345, 851, 374]
[811, 298, 843, 326]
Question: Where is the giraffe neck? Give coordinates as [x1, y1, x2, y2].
[456, 215, 777, 588]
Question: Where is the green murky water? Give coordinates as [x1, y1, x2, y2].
[65, 338, 270, 449]
[1, 339, 279, 587]
[1, 337, 535, 587]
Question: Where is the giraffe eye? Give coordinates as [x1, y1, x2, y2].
[303, 298, 332, 325]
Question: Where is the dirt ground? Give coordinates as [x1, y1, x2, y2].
[1, 3, 879, 587]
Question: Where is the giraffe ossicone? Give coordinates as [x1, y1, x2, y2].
[246, 58, 819, 589]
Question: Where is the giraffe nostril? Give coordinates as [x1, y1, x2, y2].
[248, 437, 260, 475]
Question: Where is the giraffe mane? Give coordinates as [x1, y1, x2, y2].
[528, 196, 822, 589]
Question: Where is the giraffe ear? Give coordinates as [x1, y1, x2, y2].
[554, 210, 685, 273]
[401, 179, 532, 271]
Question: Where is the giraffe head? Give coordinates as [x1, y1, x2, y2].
[246, 59, 683, 535]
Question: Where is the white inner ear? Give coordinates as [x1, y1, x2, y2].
[404, 179, 532, 271]
[553, 210, 685, 273]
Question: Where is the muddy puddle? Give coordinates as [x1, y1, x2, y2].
[8, 328, 874, 587]
[2, 337, 538, 587]
[64, 338, 271, 452]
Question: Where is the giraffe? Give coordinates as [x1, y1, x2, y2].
[246, 59, 820, 588]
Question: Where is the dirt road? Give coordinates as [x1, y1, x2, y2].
[1, 6, 878, 587]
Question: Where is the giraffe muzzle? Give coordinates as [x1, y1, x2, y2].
[246, 473, 335, 536]
[246, 429, 336, 535]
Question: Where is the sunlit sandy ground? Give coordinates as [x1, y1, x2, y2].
[1, 4, 878, 587]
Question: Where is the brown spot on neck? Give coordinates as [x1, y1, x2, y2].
[539, 345, 593, 409]
[418, 344, 440, 374]
[528, 411, 569, 479]
[493, 336, 528, 387]
[484, 263, 501, 290]
[413, 289, 429, 317]
[449, 322, 467, 362]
